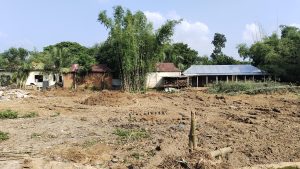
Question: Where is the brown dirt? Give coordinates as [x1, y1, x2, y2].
[0, 88, 300, 169]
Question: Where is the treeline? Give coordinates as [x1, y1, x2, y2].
[1, 6, 298, 90]
[237, 25, 300, 83]
[0, 6, 244, 91]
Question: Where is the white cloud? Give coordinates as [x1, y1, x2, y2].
[144, 11, 165, 29]
[144, 11, 212, 55]
[290, 23, 300, 28]
[243, 23, 262, 43]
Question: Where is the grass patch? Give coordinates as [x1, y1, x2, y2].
[82, 139, 100, 148]
[31, 133, 42, 139]
[277, 167, 299, 169]
[208, 81, 299, 95]
[21, 112, 39, 118]
[0, 110, 18, 119]
[113, 128, 150, 141]
[0, 131, 9, 141]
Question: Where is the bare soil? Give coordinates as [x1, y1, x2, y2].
[0, 88, 299, 169]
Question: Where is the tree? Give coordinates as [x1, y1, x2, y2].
[211, 33, 227, 60]
[32, 42, 95, 74]
[163, 43, 198, 70]
[98, 6, 180, 91]
[237, 25, 300, 82]
[0, 48, 31, 88]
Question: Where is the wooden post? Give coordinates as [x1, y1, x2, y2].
[231, 75, 234, 82]
[216, 76, 218, 83]
[226, 76, 229, 83]
[189, 111, 197, 152]
[196, 76, 199, 88]
[252, 75, 255, 81]
[206, 76, 208, 85]
[235, 76, 238, 82]
[244, 75, 246, 82]
[187, 77, 189, 87]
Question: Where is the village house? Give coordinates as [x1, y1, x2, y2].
[63, 64, 112, 90]
[25, 71, 61, 89]
[146, 63, 187, 89]
[183, 64, 267, 87]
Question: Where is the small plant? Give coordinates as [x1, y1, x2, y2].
[278, 167, 299, 169]
[82, 139, 99, 148]
[22, 112, 39, 118]
[113, 128, 150, 141]
[0, 131, 9, 141]
[31, 133, 42, 139]
[50, 112, 60, 117]
[0, 110, 18, 119]
[131, 152, 141, 159]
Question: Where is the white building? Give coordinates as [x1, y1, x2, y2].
[146, 63, 182, 88]
[25, 71, 60, 88]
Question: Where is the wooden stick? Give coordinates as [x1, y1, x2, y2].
[189, 111, 197, 152]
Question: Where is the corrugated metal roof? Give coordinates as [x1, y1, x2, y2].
[156, 63, 181, 72]
[183, 65, 266, 76]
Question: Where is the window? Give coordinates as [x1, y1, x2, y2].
[53, 75, 56, 82]
[35, 75, 43, 82]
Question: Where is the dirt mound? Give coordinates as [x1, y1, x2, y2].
[81, 91, 137, 106]
[158, 150, 231, 169]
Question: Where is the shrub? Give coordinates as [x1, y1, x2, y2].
[22, 112, 39, 118]
[208, 81, 296, 95]
[113, 128, 150, 141]
[0, 131, 9, 141]
[0, 110, 18, 119]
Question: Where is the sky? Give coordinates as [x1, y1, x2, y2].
[0, 0, 300, 59]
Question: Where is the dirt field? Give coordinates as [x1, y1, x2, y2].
[0, 88, 300, 169]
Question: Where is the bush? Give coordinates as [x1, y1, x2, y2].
[0, 110, 18, 119]
[208, 81, 296, 95]
[21, 112, 39, 118]
[113, 128, 150, 141]
[0, 131, 9, 141]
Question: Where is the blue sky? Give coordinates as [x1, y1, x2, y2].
[0, 0, 299, 59]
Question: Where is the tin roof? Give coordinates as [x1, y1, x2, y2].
[69, 64, 111, 73]
[183, 65, 266, 76]
[156, 63, 181, 72]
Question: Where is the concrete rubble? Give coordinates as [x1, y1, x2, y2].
[0, 88, 30, 101]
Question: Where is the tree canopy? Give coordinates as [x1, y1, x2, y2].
[97, 6, 180, 91]
[237, 25, 300, 82]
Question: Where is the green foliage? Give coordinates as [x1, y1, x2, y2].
[31, 133, 42, 139]
[0, 110, 18, 119]
[97, 6, 180, 91]
[208, 81, 298, 95]
[237, 25, 300, 83]
[277, 167, 299, 169]
[211, 33, 227, 60]
[164, 43, 198, 70]
[113, 128, 150, 141]
[0, 131, 9, 141]
[21, 112, 39, 118]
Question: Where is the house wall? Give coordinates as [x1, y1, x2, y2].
[63, 73, 74, 89]
[63, 72, 112, 90]
[146, 72, 181, 88]
[25, 71, 58, 87]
